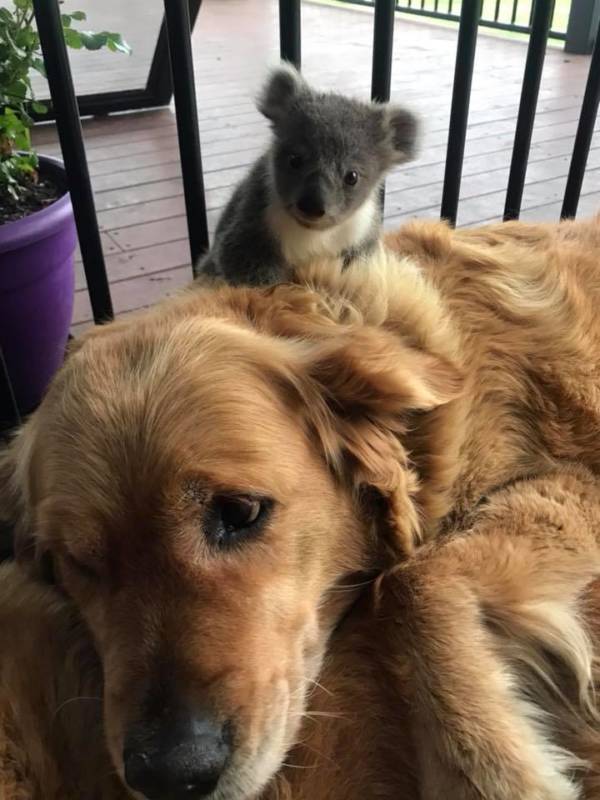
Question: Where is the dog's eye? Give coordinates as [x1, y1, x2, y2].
[344, 170, 359, 186]
[206, 495, 271, 549]
[220, 496, 261, 530]
[288, 153, 303, 170]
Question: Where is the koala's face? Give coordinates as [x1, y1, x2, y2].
[259, 66, 418, 231]
[270, 101, 386, 229]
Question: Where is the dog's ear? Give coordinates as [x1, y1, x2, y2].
[379, 106, 419, 166]
[257, 62, 306, 125]
[0, 419, 52, 581]
[0, 428, 30, 537]
[287, 324, 462, 557]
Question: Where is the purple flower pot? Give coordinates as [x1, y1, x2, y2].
[0, 155, 76, 420]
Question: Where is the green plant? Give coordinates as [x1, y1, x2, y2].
[0, 0, 130, 203]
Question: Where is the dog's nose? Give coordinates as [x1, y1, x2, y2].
[123, 713, 230, 799]
[296, 193, 325, 219]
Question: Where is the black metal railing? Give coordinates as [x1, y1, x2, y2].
[503, 0, 555, 220]
[33, 0, 114, 324]
[32, 1, 203, 122]
[340, 0, 569, 42]
[562, 19, 600, 216]
[1, 0, 599, 434]
[440, 0, 482, 223]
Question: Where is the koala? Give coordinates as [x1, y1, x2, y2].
[197, 63, 419, 286]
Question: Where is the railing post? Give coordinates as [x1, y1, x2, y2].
[33, 0, 113, 324]
[565, 0, 600, 54]
[163, 0, 210, 274]
[561, 18, 600, 218]
[440, 0, 482, 226]
[503, 0, 553, 221]
[0, 348, 20, 434]
[280, 0, 302, 68]
[371, 0, 396, 102]
[147, 1, 203, 108]
[371, 0, 396, 212]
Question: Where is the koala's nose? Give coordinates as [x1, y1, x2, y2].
[296, 192, 326, 219]
[123, 713, 231, 799]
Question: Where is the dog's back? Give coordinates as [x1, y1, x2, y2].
[270, 466, 600, 800]
[402, 465, 600, 799]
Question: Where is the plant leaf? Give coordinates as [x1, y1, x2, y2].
[32, 57, 47, 78]
[13, 124, 30, 152]
[63, 27, 83, 49]
[15, 28, 35, 48]
[105, 32, 131, 55]
[0, 0, 129, 200]
[6, 79, 28, 100]
[5, 29, 27, 58]
[78, 31, 108, 50]
[15, 153, 37, 171]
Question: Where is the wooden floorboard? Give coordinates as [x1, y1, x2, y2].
[30, 0, 598, 329]
[74, 239, 192, 294]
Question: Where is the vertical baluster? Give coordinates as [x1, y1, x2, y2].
[561, 20, 600, 218]
[371, 0, 397, 212]
[280, 0, 302, 68]
[440, 0, 482, 225]
[163, 0, 209, 274]
[33, 0, 113, 322]
[503, 0, 553, 220]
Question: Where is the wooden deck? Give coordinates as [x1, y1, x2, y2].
[31, 0, 599, 332]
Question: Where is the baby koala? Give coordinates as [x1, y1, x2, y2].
[197, 64, 418, 285]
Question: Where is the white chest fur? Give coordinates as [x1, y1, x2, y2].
[266, 193, 379, 266]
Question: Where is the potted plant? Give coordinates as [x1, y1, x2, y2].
[0, 0, 129, 425]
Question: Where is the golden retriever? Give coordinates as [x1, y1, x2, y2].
[2, 215, 600, 799]
[2, 464, 600, 799]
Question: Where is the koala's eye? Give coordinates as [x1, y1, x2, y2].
[205, 495, 272, 550]
[344, 170, 359, 186]
[288, 153, 303, 170]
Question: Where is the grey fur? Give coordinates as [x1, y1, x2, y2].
[197, 63, 419, 286]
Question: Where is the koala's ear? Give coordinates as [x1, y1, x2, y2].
[257, 62, 305, 124]
[381, 106, 420, 165]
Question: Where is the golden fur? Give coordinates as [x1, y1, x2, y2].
[0, 562, 127, 799]
[269, 463, 600, 800]
[2, 465, 600, 799]
[2, 215, 600, 798]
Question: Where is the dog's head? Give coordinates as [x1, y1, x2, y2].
[0, 282, 459, 800]
[258, 63, 418, 230]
